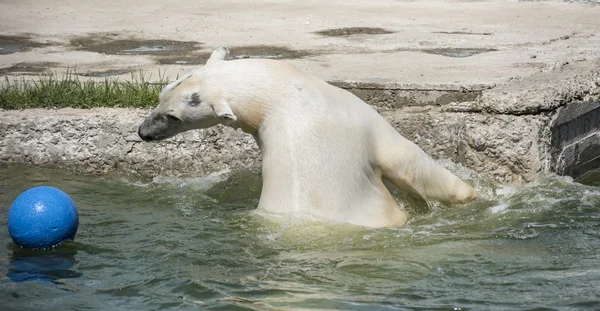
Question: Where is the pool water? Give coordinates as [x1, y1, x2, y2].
[1, 165, 599, 310]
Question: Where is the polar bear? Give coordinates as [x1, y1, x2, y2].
[138, 47, 478, 227]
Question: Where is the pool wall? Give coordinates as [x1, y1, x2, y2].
[1, 59, 599, 183]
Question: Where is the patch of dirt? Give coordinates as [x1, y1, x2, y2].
[420, 48, 497, 58]
[543, 34, 573, 45]
[70, 34, 202, 56]
[0, 35, 46, 55]
[155, 52, 212, 65]
[157, 45, 312, 65]
[512, 62, 547, 69]
[70, 34, 312, 65]
[229, 45, 313, 59]
[78, 68, 133, 77]
[314, 27, 395, 37]
[0, 62, 59, 75]
[433, 31, 493, 36]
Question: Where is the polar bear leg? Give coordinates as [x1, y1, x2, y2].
[374, 123, 478, 204]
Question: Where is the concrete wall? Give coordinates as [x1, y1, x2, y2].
[1, 59, 599, 184]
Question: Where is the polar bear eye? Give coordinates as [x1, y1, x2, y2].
[188, 93, 201, 107]
[166, 114, 182, 122]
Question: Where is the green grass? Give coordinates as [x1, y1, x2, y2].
[0, 70, 170, 109]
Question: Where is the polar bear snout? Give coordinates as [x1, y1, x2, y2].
[138, 110, 177, 142]
[138, 119, 162, 142]
[138, 125, 152, 141]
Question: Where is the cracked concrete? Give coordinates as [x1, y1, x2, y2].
[1, 0, 600, 183]
[1, 0, 599, 86]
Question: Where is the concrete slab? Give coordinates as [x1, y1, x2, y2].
[1, 0, 600, 183]
[1, 0, 599, 87]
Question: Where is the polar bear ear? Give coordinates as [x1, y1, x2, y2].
[212, 101, 238, 125]
[206, 47, 230, 65]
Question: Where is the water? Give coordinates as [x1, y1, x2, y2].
[1, 165, 599, 310]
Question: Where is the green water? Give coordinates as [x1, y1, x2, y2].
[1, 165, 599, 310]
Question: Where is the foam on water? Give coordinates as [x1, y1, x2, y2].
[488, 202, 510, 214]
[120, 168, 231, 190]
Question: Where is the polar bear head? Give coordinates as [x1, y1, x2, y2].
[138, 47, 237, 141]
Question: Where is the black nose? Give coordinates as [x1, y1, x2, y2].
[138, 126, 152, 141]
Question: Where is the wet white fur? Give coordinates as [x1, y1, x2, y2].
[143, 48, 478, 227]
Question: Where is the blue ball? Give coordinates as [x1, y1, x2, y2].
[8, 186, 79, 249]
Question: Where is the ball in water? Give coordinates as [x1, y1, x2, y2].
[8, 186, 79, 249]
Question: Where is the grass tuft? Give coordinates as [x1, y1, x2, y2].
[0, 69, 170, 109]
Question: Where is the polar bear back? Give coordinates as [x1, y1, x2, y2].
[210, 61, 404, 225]
[196, 58, 475, 227]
